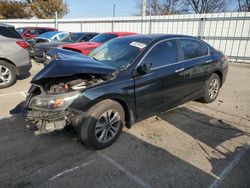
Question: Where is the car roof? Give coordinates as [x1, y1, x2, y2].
[0, 23, 14, 28]
[41, 31, 65, 35]
[73, 32, 99, 34]
[122, 34, 199, 41]
[16, 26, 56, 29]
[113, 34, 201, 45]
[105, 31, 137, 35]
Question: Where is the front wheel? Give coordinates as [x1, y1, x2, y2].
[201, 73, 221, 103]
[78, 99, 125, 150]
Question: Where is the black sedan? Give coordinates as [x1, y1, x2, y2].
[24, 34, 228, 149]
[29, 32, 99, 61]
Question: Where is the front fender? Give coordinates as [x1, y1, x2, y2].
[68, 79, 136, 119]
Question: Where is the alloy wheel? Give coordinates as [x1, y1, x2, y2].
[95, 110, 121, 143]
[208, 78, 219, 99]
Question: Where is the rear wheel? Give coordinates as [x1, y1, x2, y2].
[0, 60, 16, 89]
[78, 99, 125, 150]
[201, 73, 221, 103]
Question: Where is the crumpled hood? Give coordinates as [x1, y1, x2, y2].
[63, 42, 102, 50]
[31, 50, 118, 84]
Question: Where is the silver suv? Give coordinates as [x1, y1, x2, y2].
[0, 23, 32, 88]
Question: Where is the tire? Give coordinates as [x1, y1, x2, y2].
[78, 99, 125, 150]
[0, 60, 17, 89]
[201, 73, 221, 103]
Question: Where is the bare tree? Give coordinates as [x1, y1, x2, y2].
[183, 0, 226, 13]
[237, 0, 250, 11]
[137, 0, 182, 15]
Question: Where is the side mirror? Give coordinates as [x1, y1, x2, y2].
[137, 63, 151, 75]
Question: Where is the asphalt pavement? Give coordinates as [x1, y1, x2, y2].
[0, 62, 249, 188]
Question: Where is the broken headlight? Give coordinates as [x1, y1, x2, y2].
[29, 92, 80, 110]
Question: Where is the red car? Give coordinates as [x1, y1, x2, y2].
[16, 27, 58, 39]
[62, 32, 137, 55]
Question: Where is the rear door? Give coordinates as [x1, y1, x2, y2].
[134, 39, 186, 118]
[177, 39, 213, 97]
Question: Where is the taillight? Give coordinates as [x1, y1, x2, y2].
[16, 41, 28, 49]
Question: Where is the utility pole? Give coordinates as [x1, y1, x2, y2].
[141, 0, 147, 33]
[113, 3, 116, 17]
[141, 0, 147, 17]
[55, 11, 58, 29]
[112, 4, 116, 32]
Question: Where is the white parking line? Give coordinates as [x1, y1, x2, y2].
[98, 152, 151, 188]
[50, 159, 96, 181]
[209, 143, 250, 188]
[20, 91, 27, 97]
[0, 91, 27, 97]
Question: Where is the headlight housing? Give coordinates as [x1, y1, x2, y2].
[29, 92, 80, 111]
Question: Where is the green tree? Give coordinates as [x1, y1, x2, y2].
[0, 0, 31, 19]
[30, 0, 69, 18]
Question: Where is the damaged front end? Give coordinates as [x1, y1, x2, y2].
[24, 51, 118, 135]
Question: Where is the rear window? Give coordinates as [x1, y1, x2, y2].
[0, 26, 22, 39]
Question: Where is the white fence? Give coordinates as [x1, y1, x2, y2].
[1, 12, 250, 62]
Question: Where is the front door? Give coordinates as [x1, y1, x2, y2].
[134, 39, 186, 119]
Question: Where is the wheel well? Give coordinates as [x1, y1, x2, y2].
[214, 70, 223, 87]
[0, 58, 17, 70]
[111, 98, 132, 128]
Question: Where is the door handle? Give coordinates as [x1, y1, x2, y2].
[205, 59, 212, 64]
[175, 68, 184, 73]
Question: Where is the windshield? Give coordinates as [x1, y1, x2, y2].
[89, 37, 151, 70]
[61, 33, 82, 42]
[90, 33, 117, 43]
[38, 31, 60, 39]
[16, 28, 24, 34]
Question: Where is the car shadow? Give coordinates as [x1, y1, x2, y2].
[157, 106, 249, 176]
[0, 108, 248, 187]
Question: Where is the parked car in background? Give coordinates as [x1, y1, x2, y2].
[0, 24, 31, 88]
[30, 31, 70, 44]
[16, 27, 57, 40]
[24, 34, 228, 149]
[62, 32, 137, 55]
[28, 31, 70, 57]
[33, 32, 99, 63]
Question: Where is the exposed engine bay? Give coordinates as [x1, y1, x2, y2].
[25, 73, 110, 135]
[24, 50, 118, 135]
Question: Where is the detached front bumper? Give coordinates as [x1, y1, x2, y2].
[26, 109, 67, 122]
[24, 90, 83, 134]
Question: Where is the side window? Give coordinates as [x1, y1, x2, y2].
[37, 29, 48, 35]
[27, 29, 37, 35]
[81, 34, 93, 42]
[179, 39, 208, 61]
[142, 40, 178, 69]
[56, 33, 68, 40]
